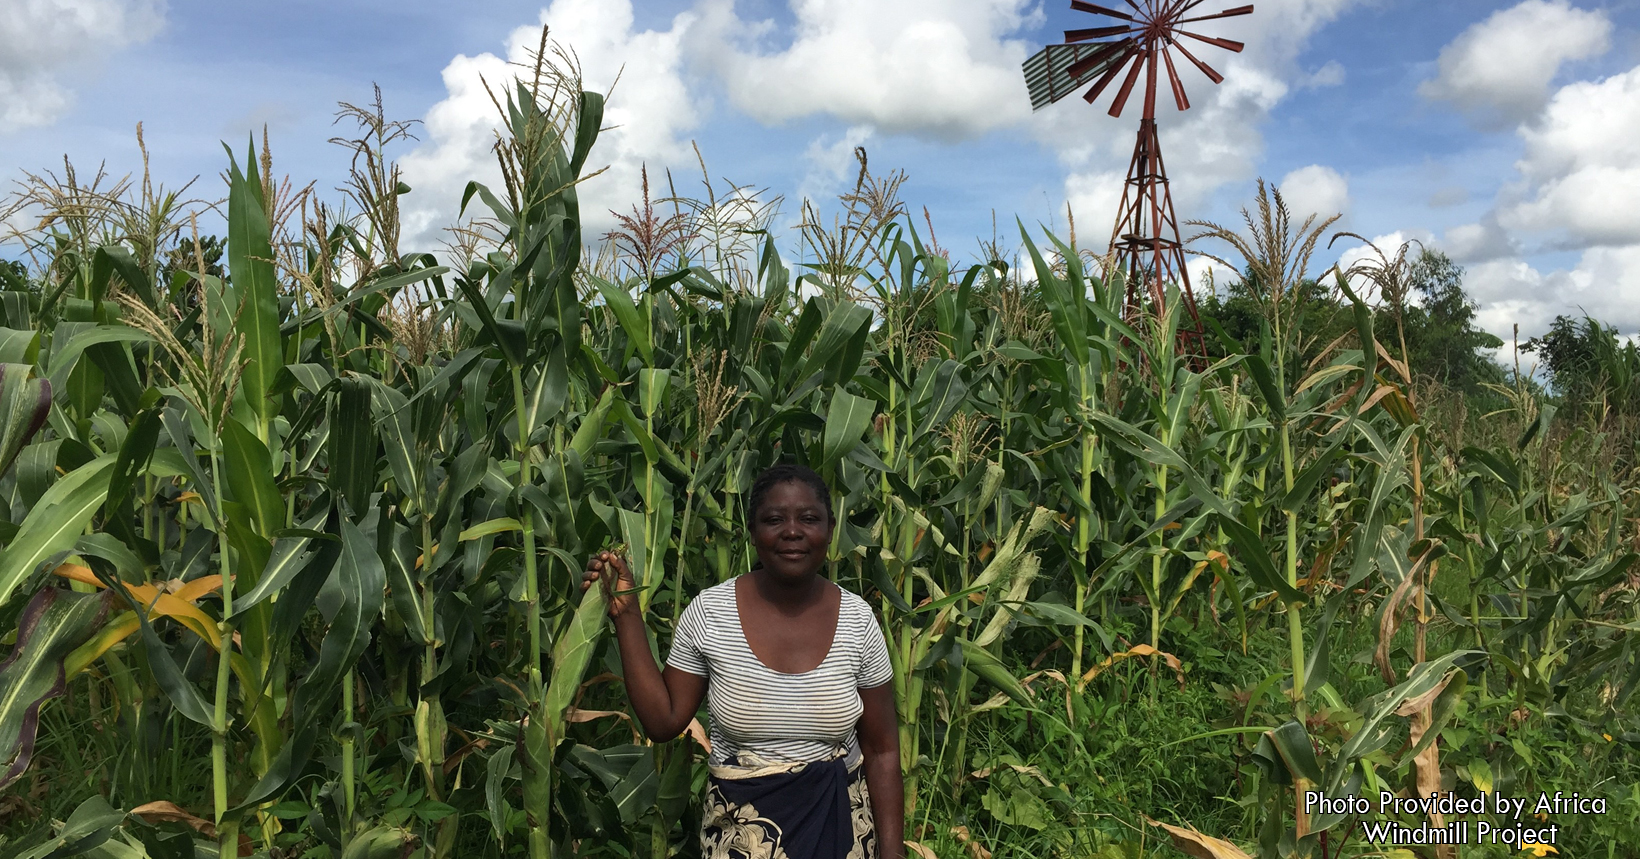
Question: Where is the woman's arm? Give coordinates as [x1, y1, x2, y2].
[858, 682, 904, 859]
[584, 553, 707, 741]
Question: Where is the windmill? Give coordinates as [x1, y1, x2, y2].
[1023, 1, 1253, 331]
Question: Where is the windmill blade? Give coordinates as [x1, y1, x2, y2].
[1070, 1, 1136, 21]
[1179, 30, 1246, 52]
[1066, 25, 1139, 42]
[1108, 46, 1151, 118]
[1067, 38, 1137, 80]
[1178, 4, 1254, 25]
[1174, 0, 1213, 14]
[1161, 46, 1191, 111]
[1026, 41, 1135, 109]
[1171, 38, 1225, 84]
[1082, 43, 1140, 105]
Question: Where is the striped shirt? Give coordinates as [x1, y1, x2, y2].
[667, 577, 894, 767]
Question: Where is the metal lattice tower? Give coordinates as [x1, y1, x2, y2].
[1024, 2, 1254, 330]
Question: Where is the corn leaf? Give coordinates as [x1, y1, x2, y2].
[0, 588, 110, 789]
[225, 141, 282, 424]
[1091, 413, 1231, 518]
[222, 418, 284, 538]
[0, 329, 38, 364]
[300, 519, 385, 714]
[821, 389, 876, 470]
[328, 375, 378, 516]
[0, 455, 115, 608]
[595, 276, 652, 364]
[1215, 514, 1308, 606]
[544, 560, 609, 746]
[9, 795, 129, 859]
[43, 326, 150, 397]
[0, 364, 50, 479]
[958, 639, 1032, 706]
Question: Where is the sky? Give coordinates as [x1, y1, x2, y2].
[4, 0, 1640, 345]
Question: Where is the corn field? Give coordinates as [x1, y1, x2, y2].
[1, 39, 1637, 859]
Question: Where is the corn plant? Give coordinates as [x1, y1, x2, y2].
[1, 29, 1636, 859]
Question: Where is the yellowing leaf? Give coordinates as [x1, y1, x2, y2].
[52, 565, 221, 647]
[685, 717, 712, 756]
[172, 575, 224, 603]
[52, 563, 98, 587]
[131, 800, 216, 837]
[64, 612, 141, 678]
[949, 826, 992, 859]
[1146, 819, 1254, 859]
[1295, 362, 1357, 394]
[1078, 644, 1185, 691]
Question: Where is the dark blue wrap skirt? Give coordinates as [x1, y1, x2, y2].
[700, 748, 876, 859]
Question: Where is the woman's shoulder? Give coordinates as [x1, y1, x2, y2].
[682, 577, 737, 617]
[698, 577, 739, 599]
[834, 584, 877, 623]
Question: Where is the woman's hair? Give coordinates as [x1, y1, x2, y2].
[746, 463, 834, 528]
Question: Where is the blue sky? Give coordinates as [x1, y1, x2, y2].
[5, 0, 1640, 343]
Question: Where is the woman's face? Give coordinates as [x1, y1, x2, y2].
[750, 480, 833, 582]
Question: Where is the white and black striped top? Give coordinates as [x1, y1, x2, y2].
[667, 577, 894, 767]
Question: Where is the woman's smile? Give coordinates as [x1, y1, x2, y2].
[751, 480, 833, 578]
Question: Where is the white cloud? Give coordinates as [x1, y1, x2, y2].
[1188, 254, 1238, 298]
[1419, 0, 1611, 128]
[1441, 219, 1515, 263]
[796, 126, 875, 205]
[0, 0, 166, 129]
[1427, 186, 1469, 208]
[1439, 246, 1640, 341]
[398, 0, 1363, 260]
[1564, 246, 1640, 332]
[1498, 65, 1640, 249]
[691, 0, 1041, 140]
[1299, 60, 1346, 90]
[1409, 12, 1640, 342]
[1465, 259, 1554, 339]
[399, 0, 700, 251]
[1279, 164, 1350, 223]
[1062, 169, 1124, 249]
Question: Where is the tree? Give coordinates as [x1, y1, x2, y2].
[1396, 249, 1505, 392]
[1199, 271, 1352, 368]
[1524, 314, 1640, 417]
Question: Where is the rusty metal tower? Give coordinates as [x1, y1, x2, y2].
[1024, 2, 1253, 328]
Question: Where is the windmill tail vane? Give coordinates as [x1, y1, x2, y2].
[1023, 1, 1253, 343]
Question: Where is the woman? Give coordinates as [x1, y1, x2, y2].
[582, 463, 904, 859]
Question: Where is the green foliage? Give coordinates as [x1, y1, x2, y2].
[1202, 249, 1507, 396]
[1525, 313, 1640, 417]
[1397, 250, 1506, 393]
[1200, 274, 1354, 369]
[0, 32, 1636, 859]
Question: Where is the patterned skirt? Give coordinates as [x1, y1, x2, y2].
[700, 748, 876, 859]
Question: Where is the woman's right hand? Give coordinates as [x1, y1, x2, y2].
[582, 551, 638, 619]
